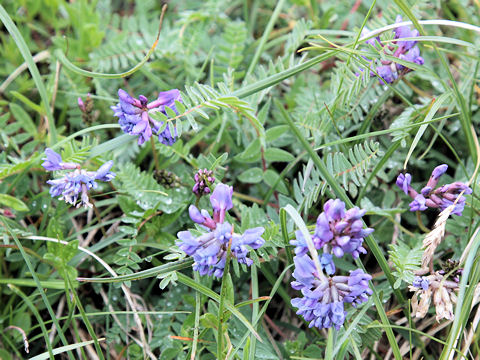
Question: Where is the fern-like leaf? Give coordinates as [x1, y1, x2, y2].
[214, 20, 247, 80]
[388, 240, 423, 289]
[293, 141, 382, 210]
[113, 162, 191, 214]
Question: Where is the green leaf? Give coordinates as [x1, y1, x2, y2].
[266, 125, 289, 142]
[0, 194, 29, 211]
[9, 103, 36, 136]
[403, 92, 451, 168]
[200, 313, 218, 329]
[263, 170, 288, 194]
[235, 138, 262, 163]
[264, 148, 295, 162]
[238, 167, 263, 183]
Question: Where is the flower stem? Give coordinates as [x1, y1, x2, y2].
[217, 240, 233, 359]
[89, 195, 106, 236]
[150, 136, 160, 173]
[416, 211, 430, 233]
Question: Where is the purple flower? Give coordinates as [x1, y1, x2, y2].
[431, 164, 448, 180]
[393, 15, 419, 51]
[313, 199, 373, 260]
[231, 227, 265, 266]
[375, 65, 398, 84]
[396, 173, 412, 195]
[290, 254, 372, 330]
[362, 15, 424, 84]
[176, 223, 232, 277]
[177, 182, 265, 278]
[320, 253, 335, 275]
[361, 27, 381, 47]
[47, 170, 96, 208]
[397, 46, 424, 70]
[94, 160, 115, 181]
[78, 97, 85, 112]
[111, 88, 181, 146]
[157, 124, 178, 146]
[291, 253, 317, 290]
[412, 276, 429, 291]
[210, 183, 233, 224]
[290, 230, 321, 256]
[397, 165, 472, 216]
[342, 269, 373, 306]
[409, 194, 428, 211]
[42, 148, 80, 171]
[176, 222, 264, 278]
[189, 204, 206, 224]
[45, 161, 116, 208]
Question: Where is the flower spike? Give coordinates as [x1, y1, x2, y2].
[176, 182, 264, 278]
[111, 88, 182, 145]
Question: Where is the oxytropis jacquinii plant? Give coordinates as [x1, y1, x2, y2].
[289, 199, 374, 329]
[42, 148, 116, 208]
[176, 183, 265, 278]
[361, 15, 424, 84]
[396, 164, 472, 321]
[111, 88, 181, 145]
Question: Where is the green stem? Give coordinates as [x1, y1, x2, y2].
[233, 51, 340, 99]
[217, 241, 233, 359]
[416, 211, 430, 233]
[191, 271, 201, 360]
[53, 5, 167, 80]
[150, 136, 161, 173]
[68, 277, 105, 360]
[357, 142, 400, 202]
[279, 208, 294, 266]
[249, 265, 259, 359]
[77, 258, 193, 283]
[245, 0, 286, 78]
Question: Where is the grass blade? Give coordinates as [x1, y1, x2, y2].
[0, 5, 57, 144]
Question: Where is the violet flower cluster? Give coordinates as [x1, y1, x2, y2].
[289, 199, 373, 330]
[396, 164, 472, 216]
[290, 199, 373, 274]
[42, 149, 116, 208]
[111, 89, 181, 146]
[361, 15, 424, 84]
[176, 183, 265, 278]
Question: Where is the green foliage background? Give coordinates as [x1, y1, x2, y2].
[0, 0, 480, 359]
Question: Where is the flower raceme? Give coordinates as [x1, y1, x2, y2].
[193, 168, 215, 196]
[111, 89, 182, 146]
[176, 183, 265, 278]
[42, 149, 116, 208]
[290, 199, 373, 274]
[291, 254, 372, 330]
[361, 15, 424, 84]
[289, 199, 374, 330]
[396, 164, 472, 216]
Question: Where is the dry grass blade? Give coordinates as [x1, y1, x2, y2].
[421, 205, 455, 269]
